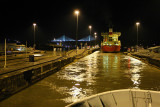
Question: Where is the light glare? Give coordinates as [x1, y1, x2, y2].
[74, 10, 79, 15]
[33, 23, 36, 26]
[89, 25, 92, 29]
[136, 22, 140, 26]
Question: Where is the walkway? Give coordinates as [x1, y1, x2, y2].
[0, 49, 87, 75]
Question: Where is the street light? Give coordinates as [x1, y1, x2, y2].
[136, 22, 140, 51]
[94, 32, 97, 47]
[89, 25, 92, 48]
[74, 10, 79, 52]
[33, 23, 36, 50]
[89, 25, 92, 34]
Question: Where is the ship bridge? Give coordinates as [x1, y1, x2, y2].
[101, 28, 121, 45]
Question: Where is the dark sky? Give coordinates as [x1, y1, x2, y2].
[0, 0, 160, 47]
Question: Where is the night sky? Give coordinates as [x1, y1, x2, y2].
[0, 0, 160, 47]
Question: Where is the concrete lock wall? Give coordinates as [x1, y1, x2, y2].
[132, 54, 160, 68]
[148, 57, 160, 67]
[0, 56, 76, 101]
[0, 73, 27, 100]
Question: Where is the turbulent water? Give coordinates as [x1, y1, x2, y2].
[0, 51, 160, 107]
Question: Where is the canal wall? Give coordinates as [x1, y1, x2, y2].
[131, 53, 160, 68]
[124, 51, 160, 68]
[0, 48, 99, 101]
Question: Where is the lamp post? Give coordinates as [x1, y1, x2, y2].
[74, 10, 79, 53]
[4, 38, 6, 68]
[33, 23, 36, 50]
[94, 32, 97, 47]
[136, 22, 140, 51]
[89, 25, 92, 48]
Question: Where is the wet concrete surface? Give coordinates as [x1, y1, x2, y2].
[0, 51, 160, 107]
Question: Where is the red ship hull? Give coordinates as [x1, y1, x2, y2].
[101, 45, 121, 52]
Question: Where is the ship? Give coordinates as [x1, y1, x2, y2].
[101, 28, 121, 52]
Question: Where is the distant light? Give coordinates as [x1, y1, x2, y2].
[74, 10, 79, 15]
[75, 83, 80, 86]
[89, 25, 92, 29]
[33, 23, 36, 26]
[17, 48, 21, 51]
[94, 32, 97, 38]
[34, 54, 43, 57]
[136, 22, 140, 26]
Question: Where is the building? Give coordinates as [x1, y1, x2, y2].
[0, 43, 26, 52]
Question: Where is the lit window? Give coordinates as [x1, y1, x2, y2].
[109, 37, 112, 41]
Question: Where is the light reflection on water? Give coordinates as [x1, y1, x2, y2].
[55, 51, 145, 104]
[56, 51, 100, 103]
[126, 56, 145, 89]
[40, 51, 160, 106]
